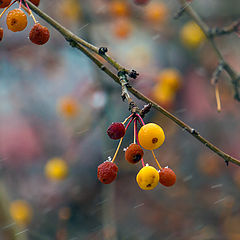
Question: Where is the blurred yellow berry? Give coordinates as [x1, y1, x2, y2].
[144, 2, 168, 23]
[58, 0, 81, 22]
[136, 165, 159, 190]
[152, 83, 175, 107]
[58, 96, 79, 118]
[138, 123, 165, 150]
[180, 21, 206, 48]
[110, 0, 129, 17]
[10, 200, 33, 225]
[157, 68, 182, 91]
[45, 158, 68, 181]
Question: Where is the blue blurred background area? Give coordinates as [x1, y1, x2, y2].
[0, 0, 240, 239]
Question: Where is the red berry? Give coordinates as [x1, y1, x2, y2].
[97, 161, 118, 184]
[134, 0, 150, 5]
[29, 23, 50, 45]
[0, 28, 3, 41]
[0, 0, 11, 8]
[125, 143, 144, 164]
[159, 167, 176, 187]
[107, 122, 125, 140]
[29, 0, 40, 6]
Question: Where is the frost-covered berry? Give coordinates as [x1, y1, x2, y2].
[97, 161, 118, 184]
[136, 165, 159, 190]
[125, 143, 144, 164]
[0, 28, 3, 41]
[159, 167, 176, 187]
[107, 122, 125, 140]
[29, 23, 50, 45]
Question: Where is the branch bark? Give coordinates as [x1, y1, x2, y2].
[24, 1, 240, 166]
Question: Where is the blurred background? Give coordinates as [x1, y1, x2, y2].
[0, 0, 240, 239]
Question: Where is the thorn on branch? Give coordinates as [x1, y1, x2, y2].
[211, 62, 224, 85]
[128, 70, 139, 79]
[225, 160, 229, 166]
[173, 6, 186, 19]
[66, 38, 77, 48]
[98, 47, 108, 55]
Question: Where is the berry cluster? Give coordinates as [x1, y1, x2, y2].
[97, 114, 176, 190]
[0, 0, 49, 45]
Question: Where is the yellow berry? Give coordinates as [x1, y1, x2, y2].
[136, 165, 159, 190]
[138, 123, 165, 150]
[45, 157, 68, 181]
[10, 200, 33, 225]
[180, 21, 206, 48]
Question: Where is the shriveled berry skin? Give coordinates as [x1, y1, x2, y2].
[29, 23, 50, 45]
[107, 122, 125, 140]
[0, 0, 11, 8]
[6, 9, 27, 32]
[125, 143, 144, 164]
[97, 161, 118, 184]
[159, 167, 176, 187]
[29, 0, 40, 6]
[0, 28, 3, 41]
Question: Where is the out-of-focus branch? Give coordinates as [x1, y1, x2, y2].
[178, 0, 240, 101]
[209, 20, 240, 37]
[20, 1, 240, 166]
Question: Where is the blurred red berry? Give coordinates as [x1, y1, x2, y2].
[107, 122, 125, 140]
[29, 23, 50, 45]
[0, 28, 3, 41]
[29, 0, 40, 6]
[97, 161, 118, 184]
[159, 167, 176, 187]
[133, 0, 150, 5]
[0, 0, 11, 8]
[125, 143, 144, 164]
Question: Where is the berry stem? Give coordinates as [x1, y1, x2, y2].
[122, 113, 133, 125]
[19, 0, 22, 9]
[111, 137, 123, 163]
[215, 83, 221, 112]
[0, 0, 18, 19]
[125, 116, 134, 131]
[135, 125, 145, 167]
[151, 150, 162, 170]
[136, 114, 145, 126]
[24, 0, 37, 23]
[133, 118, 137, 144]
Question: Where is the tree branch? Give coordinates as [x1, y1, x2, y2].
[24, 1, 240, 166]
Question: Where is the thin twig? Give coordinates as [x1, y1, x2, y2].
[178, 0, 240, 101]
[23, 1, 240, 166]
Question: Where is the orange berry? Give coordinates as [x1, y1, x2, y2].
[159, 167, 176, 187]
[29, 23, 50, 45]
[29, 0, 40, 6]
[110, 1, 129, 17]
[113, 18, 132, 39]
[6, 9, 27, 32]
[57, 96, 79, 118]
[138, 123, 165, 150]
[0, 27, 3, 41]
[144, 2, 168, 23]
[0, 0, 11, 8]
[125, 143, 144, 164]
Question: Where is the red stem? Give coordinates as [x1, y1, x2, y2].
[135, 119, 145, 167]
[136, 114, 145, 126]
[125, 117, 134, 131]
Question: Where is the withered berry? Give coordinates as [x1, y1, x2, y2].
[29, 0, 40, 6]
[107, 122, 125, 140]
[0, 28, 3, 41]
[159, 167, 176, 187]
[0, 0, 11, 8]
[97, 161, 118, 184]
[29, 23, 50, 45]
[125, 143, 144, 164]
